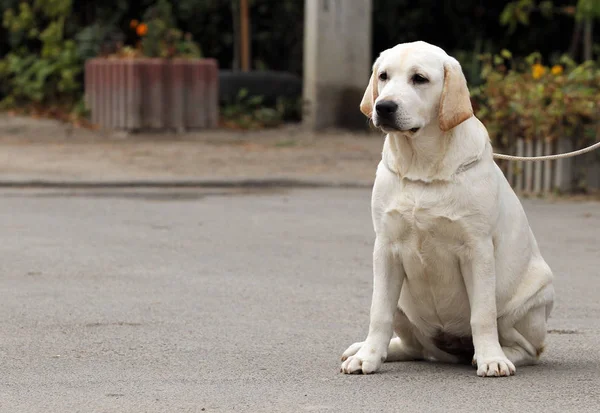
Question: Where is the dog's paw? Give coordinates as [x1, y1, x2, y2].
[475, 355, 516, 377]
[341, 341, 364, 361]
[340, 348, 384, 375]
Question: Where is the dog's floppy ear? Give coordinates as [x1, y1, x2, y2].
[438, 59, 473, 131]
[360, 58, 380, 118]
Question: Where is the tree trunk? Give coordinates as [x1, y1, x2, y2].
[240, 0, 251, 71]
[231, 0, 240, 70]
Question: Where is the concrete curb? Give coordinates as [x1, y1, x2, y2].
[0, 178, 374, 189]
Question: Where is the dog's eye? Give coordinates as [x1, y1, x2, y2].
[378, 71, 388, 81]
[412, 74, 429, 84]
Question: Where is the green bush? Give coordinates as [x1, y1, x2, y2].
[472, 50, 600, 150]
[137, 0, 202, 59]
[221, 88, 289, 130]
[0, 0, 82, 109]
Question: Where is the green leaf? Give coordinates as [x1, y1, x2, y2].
[237, 88, 248, 100]
[539, 1, 554, 17]
[499, 4, 515, 26]
[247, 95, 263, 107]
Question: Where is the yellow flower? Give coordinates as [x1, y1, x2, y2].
[551, 65, 563, 75]
[531, 63, 546, 80]
[136, 23, 148, 37]
[130, 19, 139, 29]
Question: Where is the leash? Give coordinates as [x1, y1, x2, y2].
[382, 138, 600, 177]
[493, 140, 600, 161]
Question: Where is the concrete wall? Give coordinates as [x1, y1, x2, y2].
[303, 0, 372, 130]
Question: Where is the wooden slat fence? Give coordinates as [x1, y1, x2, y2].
[499, 137, 574, 195]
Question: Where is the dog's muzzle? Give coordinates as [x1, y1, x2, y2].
[374, 100, 420, 133]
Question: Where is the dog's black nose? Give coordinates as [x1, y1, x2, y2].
[375, 101, 398, 117]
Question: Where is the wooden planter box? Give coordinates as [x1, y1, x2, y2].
[85, 58, 219, 131]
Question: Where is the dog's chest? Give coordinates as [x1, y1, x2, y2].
[381, 187, 472, 333]
[381, 188, 467, 249]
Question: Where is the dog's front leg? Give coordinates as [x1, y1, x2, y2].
[341, 238, 404, 374]
[462, 239, 515, 377]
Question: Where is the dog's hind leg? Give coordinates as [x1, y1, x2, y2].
[341, 309, 425, 362]
[499, 302, 551, 366]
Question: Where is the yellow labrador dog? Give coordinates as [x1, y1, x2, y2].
[341, 41, 554, 377]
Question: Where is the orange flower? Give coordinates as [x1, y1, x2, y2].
[136, 23, 148, 36]
[130, 19, 139, 29]
[531, 63, 546, 80]
[551, 65, 563, 75]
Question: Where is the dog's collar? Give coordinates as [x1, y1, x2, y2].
[383, 156, 481, 180]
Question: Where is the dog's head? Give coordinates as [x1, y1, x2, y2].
[360, 41, 473, 135]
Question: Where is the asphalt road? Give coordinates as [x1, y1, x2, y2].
[1, 188, 599, 412]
